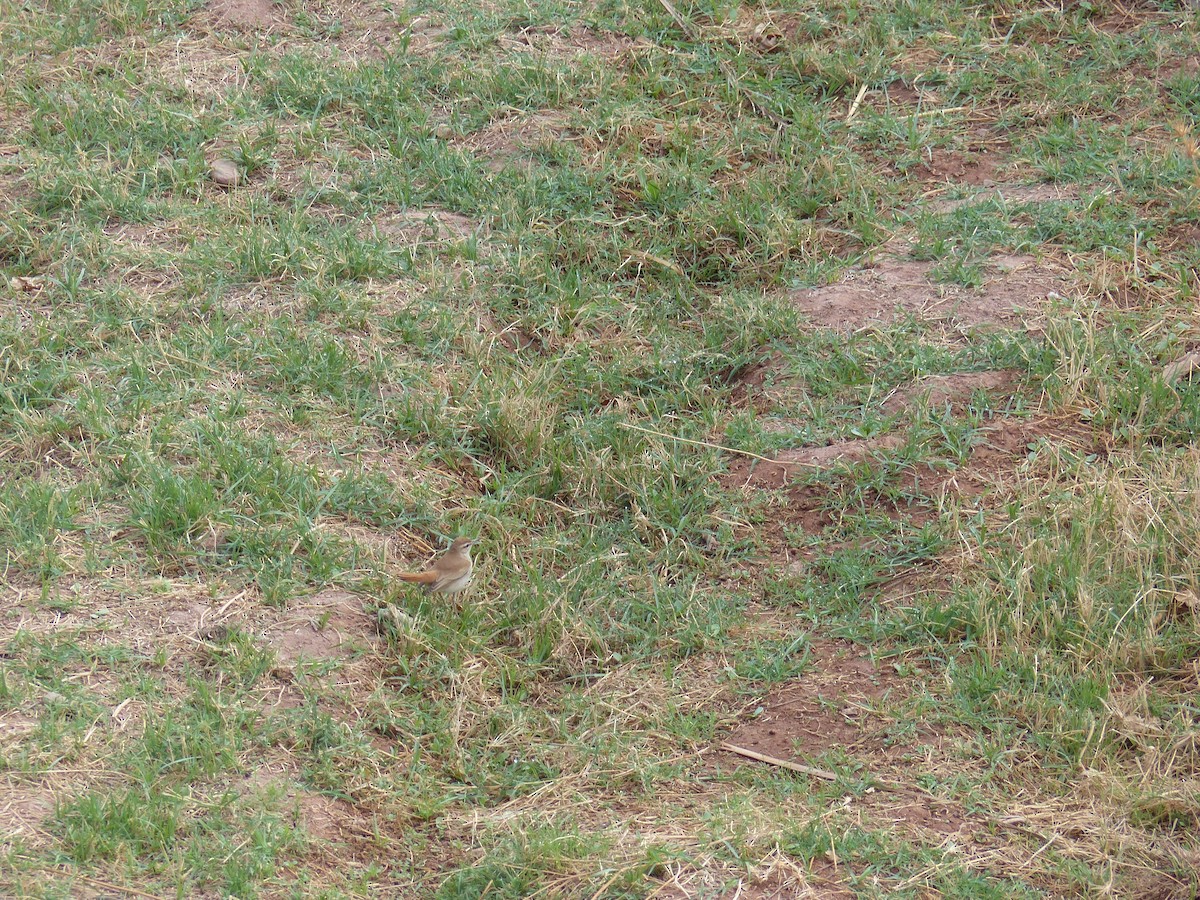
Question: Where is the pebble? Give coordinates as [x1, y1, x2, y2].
[209, 158, 241, 188]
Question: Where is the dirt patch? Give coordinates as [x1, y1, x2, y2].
[457, 110, 572, 170]
[799, 860, 857, 899]
[880, 369, 1021, 415]
[0, 781, 55, 844]
[720, 414, 1097, 555]
[722, 435, 905, 493]
[102, 221, 188, 256]
[240, 764, 403, 848]
[721, 435, 919, 542]
[929, 182, 1082, 214]
[218, 283, 307, 317]
[724, 639, 908, 760]
[721, 640, 972, 839]
[1113, 869, 1198, 900]
[1153, 220, 1200, 255]
[281, 437, 471, 505]
[911, 148, 1004, 186]
[884, 80, 922, 107]
[257, 680, 306, 712]
[263, 588, 378, 668]
[1089, 3, 1171, 34]
[366, 207, 485, 249]
[944, 415, 1098, 501]
[501, 24, 639, 62]
[293, 790, 365, 842]
[789, 253, 1067, 332]
[479, 312, 545, 354]
[727, 353, 785, 400]
[158, 40, 249, 99]
[655, 858, 855, 899]
[0, 712, 38, 746]
[843, 790, 970, 837]
[200, 0, 284, 31]
[287, 2, 458, 59]
[295, 0, 412, 58]
[160, 594, 236, 635]
[726, 353, 809, 412]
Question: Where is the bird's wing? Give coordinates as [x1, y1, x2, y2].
[428, 565, 466, 591]
[397, 569, 439, 584]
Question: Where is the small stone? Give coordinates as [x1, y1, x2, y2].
[209, 158, 241, 188]
[434, 124, 454, 140]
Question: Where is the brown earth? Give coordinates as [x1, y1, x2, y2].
[789, 253, 1067, 332]
[456, 110, 573, 169]
[721, 414, 1096, 553]
[719, 638, 977, 846]
[200, 0, 283, 31]
[501, 24, 640, 62]
[724, 638, 909, 760]
[911, 148, 1005, 186]
[879, 369, 1021, 415]
[0, 781, 55, 844]
[263, 588, 379, 669]
[721, 435, 906, 494]
[365, 207, 486, 250]
[928, 182, 1083, 214]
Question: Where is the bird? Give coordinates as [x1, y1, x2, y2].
[396, 537, 476, 594]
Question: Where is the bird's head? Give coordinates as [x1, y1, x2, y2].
[449, 537, 476, 553]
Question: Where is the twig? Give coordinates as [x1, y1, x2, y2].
[845, 84, 869, 124]
[76, 877, 166, 900]
[894, 105, 972, 121]
[656, 0, 789, 127]
[719, 742, 914, 794]
[615, 422, 807, 466]
[619, 248, 684, 275]
[719, 742, 840, 781]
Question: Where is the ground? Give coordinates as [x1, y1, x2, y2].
[1, 0, 1200, 896]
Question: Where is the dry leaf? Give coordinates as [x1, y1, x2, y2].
[1163, 351, 1200, 383]
[1172, 589, 1200, 614]
[8, 275, 44, 292]
[750, 22, 783, 52]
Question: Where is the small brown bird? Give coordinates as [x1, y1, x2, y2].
[396, 537, 476, 594]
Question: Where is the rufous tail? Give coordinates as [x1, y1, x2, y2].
[397, 571, 438, 584]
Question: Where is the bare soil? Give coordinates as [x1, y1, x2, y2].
[911, 147, 1005, 186]
[200, 0, 283, 31]
[721, 435, 906, 493]
[718, 637, 982, 855]
[501, 24, 640, 61]
[0, 781, 55, 843]
[790, 253, 1067, 332]
[928, 182, 1082, 214]
[724, 638, 908, 760]
[456, 110, 573, 169]
[263, 588, 378, 668]
[721, 413, 1097, 555]
[365, 207, 486, 249]
[879, 368, 1021, 415]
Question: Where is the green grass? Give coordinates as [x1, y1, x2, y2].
[2, 0, 1200, 896]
